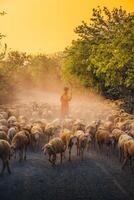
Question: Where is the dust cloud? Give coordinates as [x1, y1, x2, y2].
[15, 83, 118, 123]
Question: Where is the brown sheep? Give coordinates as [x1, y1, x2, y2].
[122, 139, 134, 169]
[42, 137, 65, 166]
[0, 131, 8, 141]
[60, 129, 77, 161]
[31, 124, 44, 150]
[0, 140, 11, 174]
[11, 132, 29, 162]
[96, 129, 114, 156]
[118, 134, 133, 162]
[44, 123, 61, 142]
[72, 120, 86, 133]
[0, 125, 8, 134]
[111, 129, 125, 147]
[86, 120, 101, 147]
[75, 130, 91, 160]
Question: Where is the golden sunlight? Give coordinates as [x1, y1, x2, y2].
[0, 0, 133, 53]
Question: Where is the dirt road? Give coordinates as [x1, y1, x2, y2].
[0, 148, 134, 200]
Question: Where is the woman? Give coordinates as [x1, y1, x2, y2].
[60, 87, 72, 119]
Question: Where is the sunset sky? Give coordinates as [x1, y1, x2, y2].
[0, 0, 133, 54]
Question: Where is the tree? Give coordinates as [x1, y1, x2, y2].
[61, 7, 134, 113]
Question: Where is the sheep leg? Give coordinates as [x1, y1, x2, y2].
[119, 148, 123, 162]
[31, 139, 35, 152]
[19, 150, 23, 162]
[98, 142, 101, 154]
[68, 147, 72, 161]
[6, 160, 11, 174]
[76, 145, 79, 156]
[14, 150, 17, 159]
[81, 149, 84, 161]
[129, 157, 133, 170]
[93, 138, 95, 149]
[106, 145, 109, 157]
[24, 146, 27, 160]
[122, 157, 128, 169]
[63, 151, 66, 159]
[78, 148, 80, 156]
[48, 155, 53, 163]
[52, 155, 56, 166]
[76, 140, 79, 156]
[1, 159, 6, 174]
[37, 138, 40, 150]
[87, 143, 90, 152]
[60, 153, 63, 164]
[63, 146, 67, 158]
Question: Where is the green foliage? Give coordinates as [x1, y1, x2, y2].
[61, 7, 134, 113]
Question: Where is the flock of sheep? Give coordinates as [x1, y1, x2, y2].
[0, 102, 134, 175]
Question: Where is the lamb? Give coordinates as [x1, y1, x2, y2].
[11, 131, 29, 162]
[122, 139, 134, 169]
[0, 140, 11, 174]
[60, 129, 77, 161]
[75, 130, 91, 160]
[42, 137, 65, 166]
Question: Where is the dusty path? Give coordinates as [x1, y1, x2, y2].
[0, 148, 134, 200]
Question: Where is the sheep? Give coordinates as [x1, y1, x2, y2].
[75, 130, 91, 160]
[0, 111, 8, 119]
[62, 118, 74, 130]
[72, 120, 86, 132]
[7, 126, 19, 143]
[42, 137, 65, 166]
[0, 131, 8, 141]
[103, 121, 114, 132]
[60, 129, 77, 161]
[118, 134, 133, 162]
[0, 140, 11, 174]
[11, 131, 29, 162]
[44, 123, 61, 142]
[0, 125, 8, 134]
[0, 118, 8, 126]
[95, 129, 114, 156]
[86, 120, 101, 147]
[7, 116, 17, 127]
[0, 113, 4, 120]
[111, 129, 125, 148]
[122, 139, 134, 169]
[31, 124, 44, 150]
